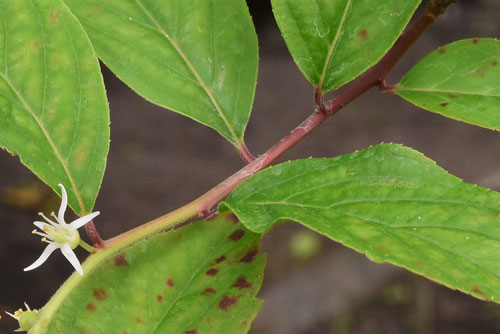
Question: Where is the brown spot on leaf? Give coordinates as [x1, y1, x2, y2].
[240, 249, 258, 263]
[233, 277, 252, 289]
[93, 288, 107, 301]
[493, 213, 499, 217]
[185, 330, 198, 334]
[122, 332, 130, 334]
[473, 38, 479, 44]
[167, 278, 174, 287]
[440, 102, 448, 107]
[86, 303, 96, 311]
[493, 60, 498, 66]
[115, 253, 128, 267]
[135, 318, 142, 323]
[218, 295, 239, 310]
[357, 29, 368, 41]
[214, 255, 226, 264]
[229, 229, 245, 241]
[227, 213, 239, 223]
[473, 285, 484, 294]
[206, 268, 219, 276]
[48, 12, 59, 25]
[447, 94, 458, 98]
[33, 40, 40, 49]
[157, 294, 163, 302]
[437, 47, 446, 54]
[203, 288, 217, 295]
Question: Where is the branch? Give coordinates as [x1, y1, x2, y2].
[237, 142, 256, 163]
[84, 221, 104, 248]
[198, 0, 455, 212]
[103, 0, 455, 247]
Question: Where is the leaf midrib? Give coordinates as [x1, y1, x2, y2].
[0, 71, 87, 214]
[318, 0, 352, 90]
[149, 229, 247, 333]
[0, 2, 87, 214]
[132, 0, 242, 146]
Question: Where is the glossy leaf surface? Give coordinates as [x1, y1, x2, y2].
[396, 38, 500, 130]
[271, 0, 420, 92]
[0, 0, 109, 215]
[225, 144, 500, 302]
[63, 0, 258, 147]
[31, 212, 265, 333]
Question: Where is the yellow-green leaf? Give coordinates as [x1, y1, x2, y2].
[0, 0, 109, 215]
[63, 0, 258, 148]
[224, 144, 500, 303]
[396, 38, 500, 130]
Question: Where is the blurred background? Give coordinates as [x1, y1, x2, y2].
[1, 0, 500, 332]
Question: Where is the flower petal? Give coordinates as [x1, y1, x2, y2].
[24, 243, 58, 272]
[60, 243, 83, 275]
[57, 184, 68, 224]
[69, 211, 100, 231]
[33, 221, 51, 231]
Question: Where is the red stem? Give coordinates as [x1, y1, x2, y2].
[102, 0, 455, 246]
[85, 221, 104, 248]
[237, 142, 256, 163]
[198, 0, 454, 213]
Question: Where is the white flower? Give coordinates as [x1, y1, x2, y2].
[24, 184, 99, 276]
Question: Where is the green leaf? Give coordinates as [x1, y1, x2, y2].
[271, 0, 420, 92]
[30, 212, 265, 333]
[395, 38, 500, 130]
[63, 0, 258, 148]
[0, 0, 109, 215]
[224, 143, 500, 303]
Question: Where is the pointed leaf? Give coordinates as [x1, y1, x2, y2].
[271, 0, 420, 92]
[63, 0, 258, 148]
[224, 144, 500, 303]
[30, 212, 265, 333]
[396, 38, 500, 130]
[0, 0, 109, 215]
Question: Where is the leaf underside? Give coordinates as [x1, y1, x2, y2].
[0, 0, 109, 215]
[31, 212, 265, 334]
[224, 143, 500, 303]
[396, 38, 500, 130]
[63, 0, 258, 147]
[271, 0, 420, 92]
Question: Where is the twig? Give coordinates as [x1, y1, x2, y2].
[103, 0, 455, 247]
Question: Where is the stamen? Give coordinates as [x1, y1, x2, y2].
[34, 231, 48, 238]
[39, 212, 57, 227]
[32, 229, 37, 234]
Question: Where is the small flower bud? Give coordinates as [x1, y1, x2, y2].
[5, 303, 39, 332]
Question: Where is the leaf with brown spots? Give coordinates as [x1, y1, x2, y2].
[396, 39, 500, 130]
[224, 143, 500, 304]
[271, 0, 420, 92]
[31, 212, 265, 334]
